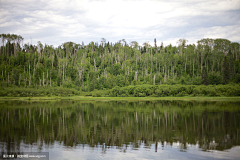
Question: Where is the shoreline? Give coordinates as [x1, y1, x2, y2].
[0, 96, 240, 101]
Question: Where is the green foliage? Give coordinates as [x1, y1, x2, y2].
[233, 74, 240, 83]
[53, 53, 58, 68]
[0, 34, 239, 97]
[192, 76, 202, 85]
[2, 84, 239, 97]
[92, 89, 103, 97]
[208, 72, 222, 85]
[0, 87, 81, 97]
[98, 84, 240, 97]
[223, 56, 230, 84]
[176, 91, 188, 97]
[202, 66, 209, 85]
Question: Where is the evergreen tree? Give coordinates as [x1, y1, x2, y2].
[53, 53, 58, 69]
[228, 49, 233, 79]
[223, 56, 229, 84]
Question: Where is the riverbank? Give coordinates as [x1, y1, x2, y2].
[0, 96, 240, 102]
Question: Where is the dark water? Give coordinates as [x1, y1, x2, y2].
[0, 100, 240, 160]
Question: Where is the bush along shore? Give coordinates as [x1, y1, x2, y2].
[0, 87, 82, 97]
[0, 84, 240, 98]
[92, 84, 240, 97]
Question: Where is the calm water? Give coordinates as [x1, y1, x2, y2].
[0, 100, 240, 160]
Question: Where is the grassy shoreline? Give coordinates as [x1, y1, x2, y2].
[0, 96, 240, 102]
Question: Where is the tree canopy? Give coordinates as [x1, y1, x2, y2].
[0, 34, 240, 93]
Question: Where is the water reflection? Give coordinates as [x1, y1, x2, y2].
[0, 100, 239, 154]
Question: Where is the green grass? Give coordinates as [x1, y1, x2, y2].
[0, 96, 240, 102]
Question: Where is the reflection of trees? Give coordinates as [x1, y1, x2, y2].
[0, 101, 239, 153]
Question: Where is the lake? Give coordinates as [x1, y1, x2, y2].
[0, 100, 240, 160]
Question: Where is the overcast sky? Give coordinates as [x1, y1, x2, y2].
[0, 0, 240, 47]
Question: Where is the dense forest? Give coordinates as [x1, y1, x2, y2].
[0, 33, 240, 96]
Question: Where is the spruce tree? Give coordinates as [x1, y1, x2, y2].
[223, 56, 229, 84]
[53, 53, 58, 68]
[228, 49, 233, 79]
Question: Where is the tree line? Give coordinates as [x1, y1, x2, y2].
[0, 34, 240, 93]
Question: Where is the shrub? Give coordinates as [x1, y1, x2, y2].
[155, 88, 162, 96]
[162, 86, 170, 96]
[186, 85, 194, 95]
[208, 87, 217, 96]
[169, 86, 178, 96]
[192, 76, 202, 85]
[1, 84, 240, 97]
[208, 72, 222, 85]
[176, 91, 188, 97]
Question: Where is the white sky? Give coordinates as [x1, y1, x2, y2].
[0, 0, 240, 47]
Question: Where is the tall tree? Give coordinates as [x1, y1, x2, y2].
[53, 53, 58, 69]
[202, 66, 208, 85]
[222, 56, 229, 84]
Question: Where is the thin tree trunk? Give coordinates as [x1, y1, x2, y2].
[136, 55, 137, 67]
[63, 64, 64, 85]
[47, 69, 48, 86]
[193, 59, 194, 77]
[173, 66, 175, 81]
[87, 73, 89, 87]
[159, 63, 160, 73]
[185, 56, 187, 73]
[19, 74, 21, 86]
[153, 75, 155, 85]
[29, 63, 31, 86]
[156, 59, 157, 73]
[82, 70, 84, 89]
[28, 74, 31, 87]
[212, 59, 214, 72]
[151, 48, 153, 75]
[164, 65, 167, 82]
[197, 59, 199, 76]
[190, 59, 191, 74]
[168, 66, 169, 79]
[201, 52, 203, 73]
[52, 55, 54, 69]
[24, 77, 26, 87]
[206, 60, 208, 73]
[43, 72, 44, 87]
[33, 67, 35, 81]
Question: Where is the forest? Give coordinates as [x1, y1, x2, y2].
[0, 33, 240, 97]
